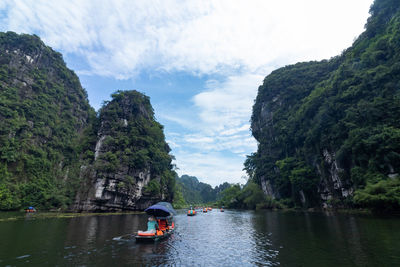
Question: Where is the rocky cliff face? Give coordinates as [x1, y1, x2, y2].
[0, 32, 175, 211]
[248, 0, 400, 208]
[73, 91, 175, 211]
[0, 32, 95, 210]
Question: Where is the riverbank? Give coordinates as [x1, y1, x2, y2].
[0, 211, 144, 222]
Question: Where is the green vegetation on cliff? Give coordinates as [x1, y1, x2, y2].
[217, 181, 282, 210]
[246, 0, 400, 211]
[94, 90, 176, 201]
[0, 32, 95, 210]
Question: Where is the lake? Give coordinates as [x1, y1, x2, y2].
[0, 210, 399, 266]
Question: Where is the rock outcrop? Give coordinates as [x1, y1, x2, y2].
[72, 91, 175, 211]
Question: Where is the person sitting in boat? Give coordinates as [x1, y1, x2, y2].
[138, 215, 158, 234]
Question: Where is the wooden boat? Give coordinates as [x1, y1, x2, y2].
[135, 202, 176, 242]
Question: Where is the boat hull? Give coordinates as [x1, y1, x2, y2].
[135, 228, 174, 242]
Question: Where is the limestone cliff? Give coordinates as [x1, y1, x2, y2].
[73, 91, 175, 211]
[247, 0, 400, 209]
[0, 31, 95, 210]
[0, 32, 175, 211]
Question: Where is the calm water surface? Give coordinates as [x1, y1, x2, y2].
[0, 210, 399, 266]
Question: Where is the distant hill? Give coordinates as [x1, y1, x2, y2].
[176, 174, 230, 204]
[246, 0, 400, 211]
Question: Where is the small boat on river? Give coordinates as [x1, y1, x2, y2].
[135, 202, 176, 242]
[25, 206, 36, 213]
[187, 209, 196, 216]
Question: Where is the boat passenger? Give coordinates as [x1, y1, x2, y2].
[138, 215, 158, 234]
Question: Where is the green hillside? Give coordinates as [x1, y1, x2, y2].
[176, 174, 230, 205]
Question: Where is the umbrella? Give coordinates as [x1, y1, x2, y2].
[145, 202, 176, 217]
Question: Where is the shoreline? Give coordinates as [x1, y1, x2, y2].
[0, 211, 145, 222]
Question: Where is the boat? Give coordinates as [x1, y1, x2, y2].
[208, 207, 212, 211]
[187, 209, 196, 216]
[25, 206, 36, 213]
[135, 202, 176, 242]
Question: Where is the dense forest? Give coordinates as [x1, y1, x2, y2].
[0, 32, 175, 211]
[245, 0, 400, 212]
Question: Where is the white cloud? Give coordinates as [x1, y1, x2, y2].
[1, 0, 373, 78]
[220, 124, 250, 136]
[193, 74, 263, 131]
[162, 73, 259, 185]
[161, 73, 260, 153]
[173, 151, 247, 187]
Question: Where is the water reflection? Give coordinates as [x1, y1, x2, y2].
[0, 210, 399, 266]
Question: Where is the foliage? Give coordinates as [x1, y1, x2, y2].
[217, 181, 283, 210]
[172, 183, 186, 209]
[0, 183, 20, 210]
[246, 0, 400, 211]
[218, 184, 242, 208]
[0, 32, 95, 210]
[144, 179, 161, 196]
[353, 178, 400, 212]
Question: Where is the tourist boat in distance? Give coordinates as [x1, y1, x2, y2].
[187, 207, 196, 216]
[135, 202, 176, 242]
[25, 206, 36, 213]
[208, 207, 212, 211]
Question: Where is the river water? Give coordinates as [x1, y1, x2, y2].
[0, 210, 399, 266]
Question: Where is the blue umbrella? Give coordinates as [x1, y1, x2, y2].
[145, 202, 176, 217]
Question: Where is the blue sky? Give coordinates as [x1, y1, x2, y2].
[0, 0, 373, 186]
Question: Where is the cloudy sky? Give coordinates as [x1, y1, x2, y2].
[0, 0, 374, 186]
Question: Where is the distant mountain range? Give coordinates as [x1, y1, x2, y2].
[176, 174, 230, 204]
